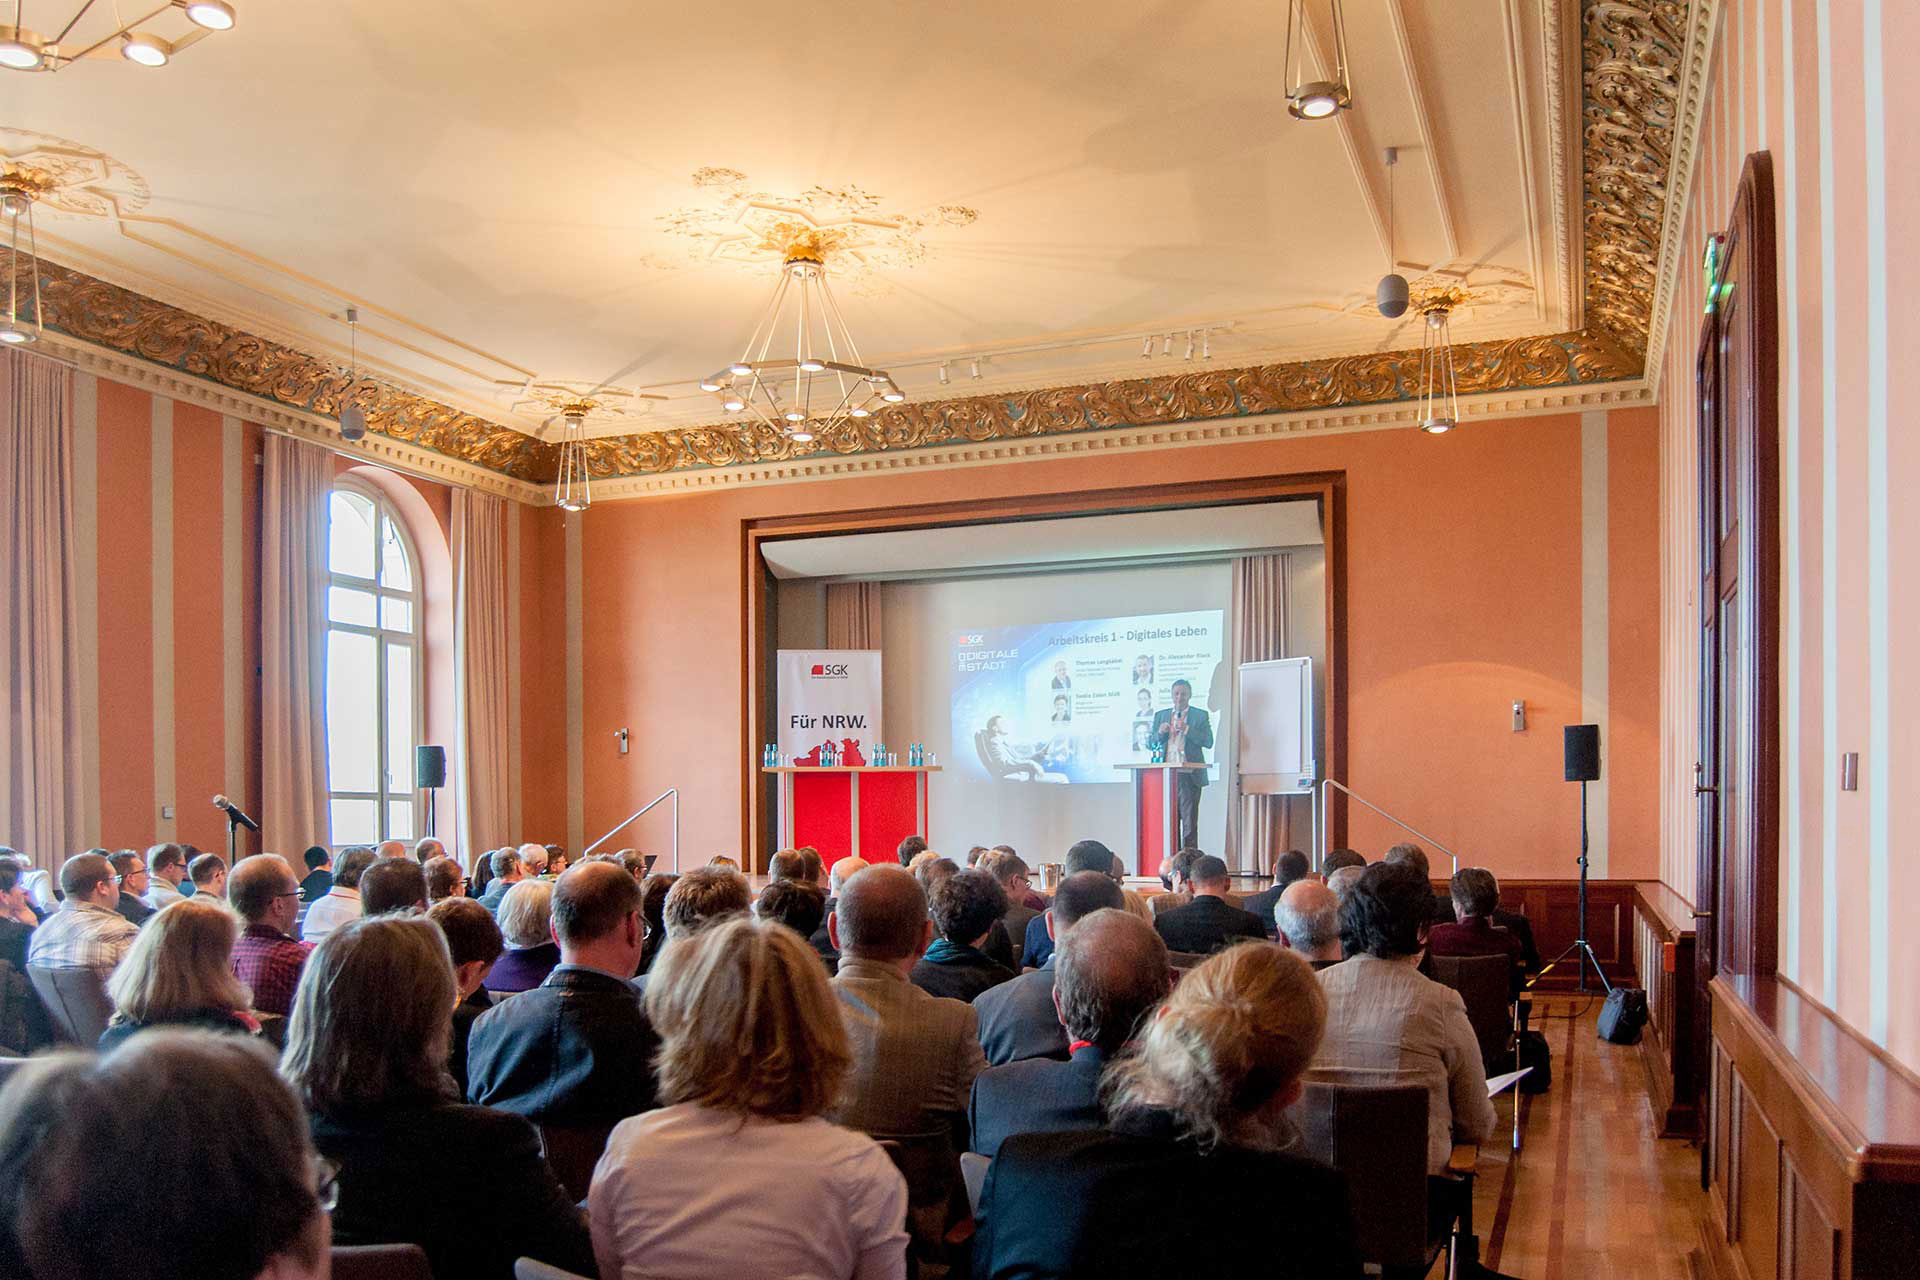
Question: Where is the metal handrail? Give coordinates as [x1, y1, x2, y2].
[583, 789, 679, 871]
[1313, 778, 1460, 873]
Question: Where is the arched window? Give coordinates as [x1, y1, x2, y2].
[325, 480, 423, 846]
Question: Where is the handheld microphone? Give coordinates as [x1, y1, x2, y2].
[212, 794, 261, 832]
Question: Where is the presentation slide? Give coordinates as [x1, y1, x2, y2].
[951, 609, 1226, 784]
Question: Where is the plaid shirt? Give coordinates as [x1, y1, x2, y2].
[231, 923, 313, 1017]
[26, 900, 139, 975]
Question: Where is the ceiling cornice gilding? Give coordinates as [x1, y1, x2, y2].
[8, 0, 1688, 500]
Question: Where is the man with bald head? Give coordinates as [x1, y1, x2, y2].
[972, 870, 1124, 1065]
[1274, 880, 1344, 969]
[27, 852, 140, 977]
[467, 860, 660, 1128]
[829, 864, 985, 1139]
[228, 854, 313, 1016]
[968, 909, 1171, 1158]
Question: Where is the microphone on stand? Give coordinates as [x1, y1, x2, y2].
[212, 794, 261, 832]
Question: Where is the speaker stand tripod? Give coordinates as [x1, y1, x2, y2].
[1539, 778, 1613, 994]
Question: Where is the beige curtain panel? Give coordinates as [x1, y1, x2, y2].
[825, 581, 883, 650]
[0, 349, 83, 866]
[260, 433, 333, 854]
[1230, 551, 1293, 874]
[454, 488, 511, 857]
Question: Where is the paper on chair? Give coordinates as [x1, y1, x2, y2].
[1486, 1068, 1532, 1097]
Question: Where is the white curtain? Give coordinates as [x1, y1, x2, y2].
[0, 349, 82, 867]
[825, 581, 883, 649]
[260, 433, 332, 853]
[1229, 552, 1293, 873]
[454, 488, 510, 857]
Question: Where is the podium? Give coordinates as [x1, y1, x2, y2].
[1115, 762, 1208, 879]
[763, 766, 939, 869]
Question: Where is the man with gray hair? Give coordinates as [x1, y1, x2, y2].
[1327, 864, 1366, 905]
[810, 854, 868, 968]
[478, 847, 525, 914]
[972, 871, 1123, 1065]
[516, 842, 551, 878]
[968, 909, 1170, 1157]
[1274, 880, 1344, 969]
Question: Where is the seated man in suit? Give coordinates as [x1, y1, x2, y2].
[828, 864, 984, 1141]
[969, 908, 1170, 1158]
[973, 871, 1123, 1066]
[108, 852, 154, 926]
[977, 850, 1042, 952]
[912, 870, 1017, 1003]
[1240, 848, 1312, 939]
[1428, 867, 1528, 997]
[809, 854, 865, 969]
[1023, 840, 1121, 968]
[1152, 854, 1266, 955]
[465, 861, 660, 1130]
[1273, 880, 1345, 970]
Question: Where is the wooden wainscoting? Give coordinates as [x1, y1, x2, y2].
[1702, 976, 1920, 1280]
[1492, 879, 1638, 992]
[1634, 881, 1701, 1137]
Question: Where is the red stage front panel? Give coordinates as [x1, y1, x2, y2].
[790, 771, 854, 866]
[857, 771, 920, 865]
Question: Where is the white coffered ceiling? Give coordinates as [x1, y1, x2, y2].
[1, 0, 1578, 438]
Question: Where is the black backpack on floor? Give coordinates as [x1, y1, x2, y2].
[1597, 987, 1650, 1045]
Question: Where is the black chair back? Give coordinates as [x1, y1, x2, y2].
[876, 1129, 971, 1278]
[330, 1243, 432, 1280]
[537, 1123, 614, 1203]
[1290, 1075, 1436, 1274]
[26, 964, 114, 1046]
[1430, 953, 1514, 1071]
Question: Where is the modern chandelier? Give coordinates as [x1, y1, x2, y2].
[699, 231, 903, 446]
[1282, 0, 1353, 121]
[0, 166, 48, 345]
[1, 1, 237, 72]
[553, 400, 594, 512]
[1415, 291, 1463, 435]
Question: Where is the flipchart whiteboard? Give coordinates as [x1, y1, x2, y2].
[1235, 657, 1315, 794]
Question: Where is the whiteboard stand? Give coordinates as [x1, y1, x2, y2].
[1235, 657, 1316, 867]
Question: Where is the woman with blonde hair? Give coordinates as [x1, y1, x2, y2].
[974, 943, 1361, 1279]
[283, 913, 593, 1279]
[1117, 886, 1153, 922]
[98, 898, 258, 1050]
[482, 877, 560, 995]
[590, 916, 908, 1280]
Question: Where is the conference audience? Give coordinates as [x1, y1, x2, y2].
[898, 834, 930, 863]
[1315, 862, 1495, 1180]
[974, 943, 1361, 1279]
[1327, 863, 1366, 907]
[284, 913, 595, 1279]
[1147, 847, 1201, 919]
[757, 878, 829, 951]
[637, 871, 677, 973]
[423, 855, 466, 904]
[483, 879, 561, 995]
[968, 908, 1170, 1159]
[591, 916, 908, 1280]
[1151, 854, 1267, 954]
[661, 864, 752, 942]
[228, 854, 314, 1018]
[0, 858, 36, 973]
[767, 848, 809, 882]
[990, 845, 1047, 909]
[109, 850, 155, 925]
[978, 848, 1041, 949]
[1242, 847, 1311, 937]
[1274, 880, 1345, 969]
[188, 851, 228, 900]
[477, 847, 523, 913]
[1117, 886, 1153, 921]
[360, 857, 429, 916]
[467, 862, 660, 1130]
[374, 839, 407, 862]
[99, 898, 259, 1051]
[907, 850, 958, 898]
[143, 842, 190, 911]
[973, 870, 1123, 1065]
[301, 846, 373, 943]
[810, 853, 867, 968]
[0, 1031, 331, 1280]
[1322, 847, 1367, 875]
[518, 842, 552, 879]
[413, 837, 445, 865]
[297, 846, 333, 903]
[706, 855, 740, 871]
[428, 896, 504, 1096]
[546, 846, 570, 875]
[1024, 839, 1120, 967]
[1384, 842, 1455, 925]
[797, 846, 826, 887]
[26, 852, 139, 977]
[912, 869, 1016, 1002]
[829, 865, 985, 1139]
[1429, 866, 1528, 996]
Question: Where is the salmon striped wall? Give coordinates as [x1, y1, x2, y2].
[1654, 0, 1918, 1071]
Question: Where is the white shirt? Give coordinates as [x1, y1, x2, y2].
[143, 878, 186, 912]
[299, 887, 361, 943]
[590, 1102, 907, 1280]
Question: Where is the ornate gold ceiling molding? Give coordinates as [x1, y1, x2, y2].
[1638, 0, 1721, 393]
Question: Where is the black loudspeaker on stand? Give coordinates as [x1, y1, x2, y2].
[1541, 725, 1612, 995]
[416, 745, 446, 838]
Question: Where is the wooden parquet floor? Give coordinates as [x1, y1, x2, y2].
[1434, 996, 1709, 1280]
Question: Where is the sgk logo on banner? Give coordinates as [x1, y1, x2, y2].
[776, 650, 883, 761]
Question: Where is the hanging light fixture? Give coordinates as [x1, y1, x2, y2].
[1415, 294, 1461, 435]
[1283, 0, 1353, 120]
[0, 167, 49, 346]
[1, 2, 236, 72]
[337, 308, 367, 440]
[1376, 147, 1410, 318]
[700, 231, 902, 446]
[554, 401, 593, 511]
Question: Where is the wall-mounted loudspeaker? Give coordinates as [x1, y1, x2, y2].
[1563, 724, 1600, 782]
[415, 744, 446, 790]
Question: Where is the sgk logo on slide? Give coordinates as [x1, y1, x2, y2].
[810, 663, 850, 678]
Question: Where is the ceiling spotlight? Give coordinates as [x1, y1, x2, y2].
[722, 397, 745, 412]
[937, 361, 950, 385]
[881, 385, 905, 403]
[121, 32, 172, 65]
[784, 410, 806, 422]
[798, 358, 826, 372]
[1284, 1, 1354, 121]
[0, 319, 35, 345]
[1184, 332, 1196, 360]
[1419, 418, 1454, 435]
[1141, 336, 1153, 358]
[729, 361, 753, 377]
[698, 375, 724, 392]
[850, 406, 870, 418]
[1202, 331, 1213, 359]
[788, 425, 815, 443]
[0, 28, 46, 70]
[183, 0, 238, 30]
[0, 193, 28, 218]
[1415, 296, 1461, 437]
[968, 358, 981, 380]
